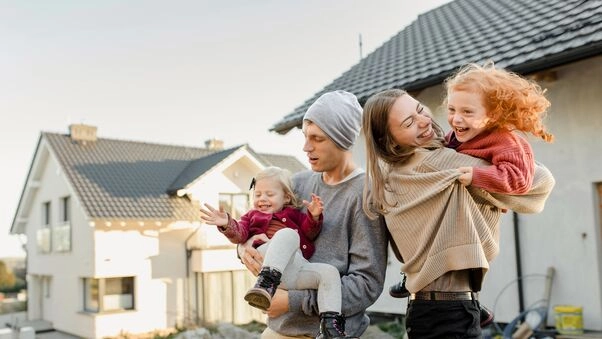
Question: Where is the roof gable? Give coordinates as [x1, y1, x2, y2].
[44, 133, 214, 221]
[271, 0, 602, 134]
[11, 132, 306, 232]
[167, 145, 242, 195]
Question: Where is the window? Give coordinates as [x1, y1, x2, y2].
[43, 201, 51, 226]
[83, 277, 135, 313]
[84, 278, 99, 312]
[219, 193, 249, 220]
[53, 196, 72, 252]
[60, 196, 70, 223]
[37, 201, 52, 253]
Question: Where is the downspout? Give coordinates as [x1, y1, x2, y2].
[513, 212, 525, 313]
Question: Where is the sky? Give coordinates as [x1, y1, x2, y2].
[0, 0, 451, 258]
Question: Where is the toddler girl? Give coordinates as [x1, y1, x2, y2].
[201, 166, 355, 339]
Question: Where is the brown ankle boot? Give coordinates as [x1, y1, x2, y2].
[244, 267, 282, 311]
[316, 312, 358, 339]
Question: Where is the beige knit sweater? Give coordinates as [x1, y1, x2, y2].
[383, 147, 555, 293]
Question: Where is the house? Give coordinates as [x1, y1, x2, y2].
[9, 124, 306, 338]
[271, 0, 602, 331]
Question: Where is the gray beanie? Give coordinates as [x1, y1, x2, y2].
[303, 90, 362, 150]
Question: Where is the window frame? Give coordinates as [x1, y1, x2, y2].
[60, 196, 70, 223]
[37, 201, 52, 253]
[42, 201, 51, 227]
[83, 276, 135, 313]
[218, 192, 250, 220]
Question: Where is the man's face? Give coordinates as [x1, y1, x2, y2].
[302, 121, 344, 173]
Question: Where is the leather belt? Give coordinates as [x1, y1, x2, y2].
[410, 291, 477, 301]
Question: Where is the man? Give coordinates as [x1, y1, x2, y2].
[239, 90, 388, 338]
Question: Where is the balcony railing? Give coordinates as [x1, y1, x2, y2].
[36, 228, 51, 253]
[52, 223, 71, 252]
[36, 223, 71, 253]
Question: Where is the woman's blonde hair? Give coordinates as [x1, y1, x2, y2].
[444, 62, 554, 142]
[361, 89, 445, 219]
[254, 166, 301, 208]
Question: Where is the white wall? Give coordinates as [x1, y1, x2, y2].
[23, 140, 205, 338]
[473, 56, 602, 330]
[24, 143, 97, 335]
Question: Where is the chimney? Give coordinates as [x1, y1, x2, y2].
[205, 138, 224, 151]
[69, 124, 97, 142]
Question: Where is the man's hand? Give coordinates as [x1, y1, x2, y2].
[238, 234, 269, 276]
[457, 167, 473, 186]
[266, 289, 289, 318]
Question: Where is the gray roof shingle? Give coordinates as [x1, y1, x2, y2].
[271, 0, 602, 134]
[42, 133, 306, 222]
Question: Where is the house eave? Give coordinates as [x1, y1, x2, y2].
[88, 218, 201, 231]
[270, 119, 301, 135]
[270, 43, 602, 135]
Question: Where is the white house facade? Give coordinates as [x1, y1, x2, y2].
[10, 125, 305, 338]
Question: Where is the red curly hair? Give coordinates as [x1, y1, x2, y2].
[444, 62, 554, 142]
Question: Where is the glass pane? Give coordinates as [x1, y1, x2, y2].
[62, 196, 70, 222]
[84, 278, 99, 312]
[36, 228, 51, 253]
[43, 202, 51, 226]
[232, 194, 249, 219]
[52, 224, 71, 252]
[218, 194, 233, 215]
[103, 277, 134, 311]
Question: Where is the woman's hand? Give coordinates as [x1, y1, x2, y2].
[238, 234, 268, 276]
[457, 167, 473, 186]
[200, 203, 228, 227]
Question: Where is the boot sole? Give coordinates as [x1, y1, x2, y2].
[244, 289, 271, 311]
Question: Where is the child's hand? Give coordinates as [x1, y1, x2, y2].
[200, 203, 228, 227]
[457, 167, 473, 186]
[303, 194, 323, 220]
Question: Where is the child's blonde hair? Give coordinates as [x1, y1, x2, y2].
[444, 62, 554, 142]
[254, 166, 301, 208]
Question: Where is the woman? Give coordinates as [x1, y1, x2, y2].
[361, 89, 555, 338]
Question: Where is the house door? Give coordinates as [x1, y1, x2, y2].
[28, 275, 44, 320]
[41, 276, 52, 322]
[32, 275, 52, 321]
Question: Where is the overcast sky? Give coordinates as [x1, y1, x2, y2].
[0, 0, 451, 258]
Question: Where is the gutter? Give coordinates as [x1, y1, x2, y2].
[270, 42, 602, 135]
